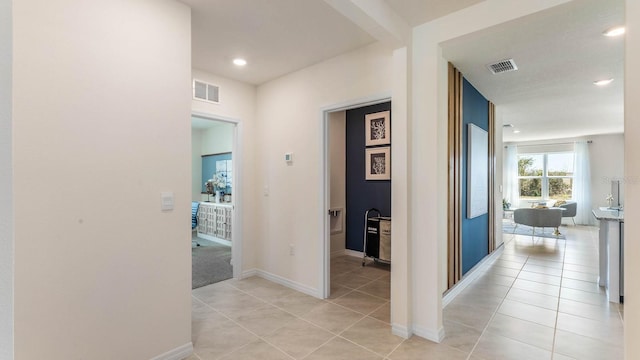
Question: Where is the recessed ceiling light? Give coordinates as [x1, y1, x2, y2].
[603, 26, 625, 37]
[594, 78, 614, 86]
[513, 130, 521, 134]
[233, 58, 247, 66]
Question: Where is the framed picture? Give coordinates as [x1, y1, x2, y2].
[365, 111, 390, 146]
[365, 146, 391, 180]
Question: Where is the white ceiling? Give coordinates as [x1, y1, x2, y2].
[182, 0, 625, 141]
[441, 0, 624, 142]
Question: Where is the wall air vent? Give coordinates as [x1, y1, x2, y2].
[487, 59, 518, 74]
[193, 79, 220, 104]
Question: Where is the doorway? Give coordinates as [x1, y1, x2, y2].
[322, 98, 392, 299]
[191, 114, 240, 288]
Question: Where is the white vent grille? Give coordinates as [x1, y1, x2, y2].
[487, 59, 518, 74]
[193, 80, 220, 104]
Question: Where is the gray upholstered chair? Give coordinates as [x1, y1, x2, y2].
[513, 208, 563, 236]
[558, 201, 577, 225]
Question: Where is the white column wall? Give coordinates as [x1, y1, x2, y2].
[624, 1, 639, 358]
[390, 46, 412, 337]
[13, 1, 192, 359]
[0, 0, 13, 357]
[410, 0, 572, 341]
[255, 42, 394, 294]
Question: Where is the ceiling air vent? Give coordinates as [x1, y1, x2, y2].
[193, 79, 220, 104]
[487, 59, 518, 74]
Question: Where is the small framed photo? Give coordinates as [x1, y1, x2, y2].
[365, 146, 390, 180]
[365, 111, 390, 146]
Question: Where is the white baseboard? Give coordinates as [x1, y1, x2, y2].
[241, 268, 258, 279]
[241, 268, 321, 298]
[150, 343, 193, 360]
[392, 323, 412, 339]
[413, 325, 445, 343]
[442, 244, 504, 308]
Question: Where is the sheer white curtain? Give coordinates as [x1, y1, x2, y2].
[573, 141, 593, 225]
[504, 145, 519, 208]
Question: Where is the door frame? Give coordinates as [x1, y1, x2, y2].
[319, 94, 391, 298]
[192, 110, 243, 279]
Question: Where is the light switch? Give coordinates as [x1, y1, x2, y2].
[161, 192, 174, 211]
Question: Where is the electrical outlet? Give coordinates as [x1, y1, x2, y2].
[289, 244, 295, 256]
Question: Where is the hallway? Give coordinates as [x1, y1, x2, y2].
[189, 225, 623, 359]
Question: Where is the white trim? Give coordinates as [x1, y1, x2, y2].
[413, 325, 446, 343]
[320, 93, 392, 300]
[442, 244, 504, 308]
[150, 343, 193, 360]
[241, 268, 258, 279]
[391, 323, 412, 339]
[245, 268, 322, 298]
[191, 111, 243, 280]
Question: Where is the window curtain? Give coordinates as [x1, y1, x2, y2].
[573, 141, 593, 225]
[504, 145, 519, 208]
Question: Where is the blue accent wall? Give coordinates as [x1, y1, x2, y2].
[345, 102, 392, 251]
[461, 79, 489, 275]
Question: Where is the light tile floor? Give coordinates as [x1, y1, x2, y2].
[189, 225, 623, 359]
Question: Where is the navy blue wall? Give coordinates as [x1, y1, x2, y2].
[461, 79, 489, 275]
[345, 102, 392, 251]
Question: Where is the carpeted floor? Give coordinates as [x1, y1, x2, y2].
[192, 235, 232, 289]
[502, 219, 566, 239]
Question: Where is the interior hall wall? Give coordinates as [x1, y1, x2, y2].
[461, 78, 489, 275]
[0, 0, 13, 357]
[13, 1, 192, 358]
[345, 102, 392, 252]
[255, 42, 393, 292]
[191, 69, 258, 272]
[329, 111, 347, 257]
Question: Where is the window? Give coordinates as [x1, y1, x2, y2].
[518, 152, 574, 200]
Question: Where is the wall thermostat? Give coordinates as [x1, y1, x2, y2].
[285, 153, 293, 163]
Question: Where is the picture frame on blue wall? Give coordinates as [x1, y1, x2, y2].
[365, 146, 391, 180]
[365, 111, 390, 146]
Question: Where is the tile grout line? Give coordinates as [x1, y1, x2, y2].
[465, 234, 528, 360]
[549, 230, 567, 359]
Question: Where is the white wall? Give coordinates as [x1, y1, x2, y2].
[328, 111, 346, 257]
[190, 70, 258, 272]
[255, 42, 394, 291]
[0, 0, 13, 357]
[625, 1, 639, 358]
[201, 122, 234, 155]
[192, 128, 203, 201]
[13, 1, 192, 359]
[589, 134, 625, 210]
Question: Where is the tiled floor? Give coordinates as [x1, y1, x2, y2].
[189, 225, 624, 359]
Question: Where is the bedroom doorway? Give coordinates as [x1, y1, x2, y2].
[191, 114, 239, 289]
